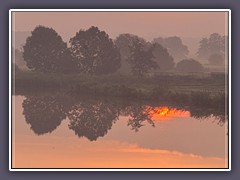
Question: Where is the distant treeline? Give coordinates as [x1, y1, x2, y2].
[13, 25, 227, 77]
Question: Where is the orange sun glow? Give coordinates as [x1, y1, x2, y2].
[146, 106, 190, 121]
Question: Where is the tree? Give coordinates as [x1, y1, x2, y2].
[151, 43, 175, 71]
[208, 53, 224, 65]
[197, 33, 226, 60]
[196, 38, 209, 59]
[115, 34, 158, 77]
[175, 59, 204, 73]
[23, 25, 75, 73]
[153, 36, 189, 61]
[69, 26, 121, 75]
[129, 41, 159, 77]
[115, 34, 147, 74]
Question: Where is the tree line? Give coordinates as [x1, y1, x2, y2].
[21, 25, 226, 77]
[197, 33, 227, 65]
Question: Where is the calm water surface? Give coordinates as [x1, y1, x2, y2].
[12, 95, 228, 168]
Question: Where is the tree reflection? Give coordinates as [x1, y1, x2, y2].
[21, 92, 227, 138]
[22, 95, 73, 135]
[67, 100, 120, 141]
[126, 104, 155, 132]
[189, 107, 227, 126]
[187, 91, 227, 125]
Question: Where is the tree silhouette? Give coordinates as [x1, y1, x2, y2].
[197, 33, 226, 60]
[67, 101, 120, 141]
[175, 59, 204, 73]
[151, 43, 175, 71]
[69, 26, 121, 75]
[116, 34, 158, 77]
[115, 34, 147, 74]
[23, 25, 75, 73]
[153, 36, 189, 61]
[22, 95, 72, 135]
[197, 38, 209, 59]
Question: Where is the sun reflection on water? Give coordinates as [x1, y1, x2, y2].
[145, 106, 190, 121]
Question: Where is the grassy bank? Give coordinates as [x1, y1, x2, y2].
[14, 70, 227, 110]
[14, 70, 226, 91]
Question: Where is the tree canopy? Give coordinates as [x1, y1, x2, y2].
[23, 25, 74, 73]
[115, 34, 146, 74]
[175, 59, 204, 73]
[153, 36, 189, 61]
[115, 34, 158, 77]
[151, 43, 174, 71]
[69, 26, 121, 75]
[197, 33, 226, 60]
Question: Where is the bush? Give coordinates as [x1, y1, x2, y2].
[175, 59, 204, 73]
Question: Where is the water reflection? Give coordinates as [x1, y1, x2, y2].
[189, 107, 226, 126]
[148, 106, 190, 121]
[126, 104, 155, 132]
[22, 95, 70, 135]
[20, 93, 227, 139]
[68, 101, 120, 141]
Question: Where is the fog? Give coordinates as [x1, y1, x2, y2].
[12, 11, 227, 41]
[11, 11, 229, 169]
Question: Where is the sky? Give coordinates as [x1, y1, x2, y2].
[12, 11, 229, 42]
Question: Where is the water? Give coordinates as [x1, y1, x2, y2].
[12, 94, 228, 168]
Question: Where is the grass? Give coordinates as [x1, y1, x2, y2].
[14, 70, 227, 109]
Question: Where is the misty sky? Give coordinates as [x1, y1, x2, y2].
[12, 11, 228, 42]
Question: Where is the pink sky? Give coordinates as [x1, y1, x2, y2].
[12, 11, 228, 41]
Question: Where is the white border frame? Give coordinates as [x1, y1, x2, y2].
[9, 9, 231, 171]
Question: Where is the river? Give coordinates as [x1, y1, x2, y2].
[12, 94, 228, 168]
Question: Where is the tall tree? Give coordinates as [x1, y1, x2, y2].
[128, 41, 158, 77]
[69, 26, 121, 75]
[115, 34, 158, 77]
[23, 25, 74, 73]
[115, 34, 147, 74]
[151, 43, 175, 71]
[197, 33, 226, 60]
[153, 36, 189, 61]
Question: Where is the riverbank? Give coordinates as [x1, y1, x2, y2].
[14, 70, 227, 112]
